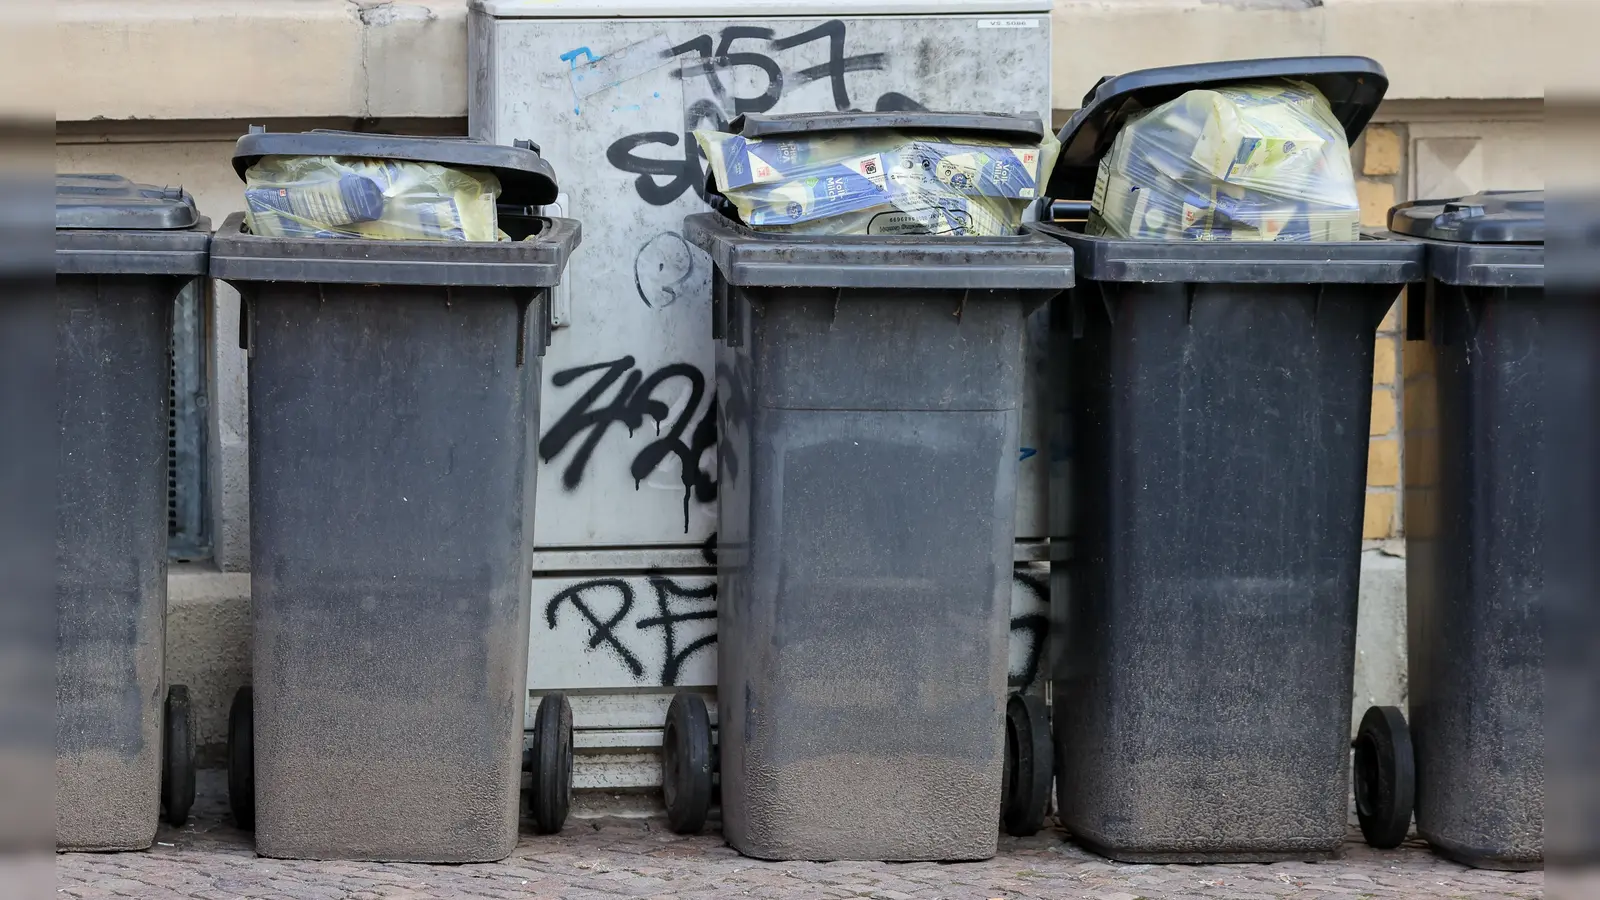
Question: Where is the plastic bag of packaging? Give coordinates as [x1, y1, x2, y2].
[696, 129, 1060, 237]
[1088, 81, 1362, 242]
[244, 156, 502, 241]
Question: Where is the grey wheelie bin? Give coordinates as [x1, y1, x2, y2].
[668, 112, 1075, 863]
[1353, 191, 1558, 870]
[55, 175, 205, 850]
[1034, 58, 1425, 863]
[5, 181, 55, 857]
[209, 131, 580, 862]
[1544, 197, 1600, 867]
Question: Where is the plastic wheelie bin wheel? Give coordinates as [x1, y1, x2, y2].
[1354, 705, 1414, 849]
[662, 692, 713, 835]
[161, 685, 197, 828]
[527, 694, 574, 835]
[1002, 694, 1053, 837]
[228, 686, 256, 832]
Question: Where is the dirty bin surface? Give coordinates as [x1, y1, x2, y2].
[1038, 57, 1425, 864]
[1390, 191, 1552, 870]
[210, 131, 577, 863]
[689, 149, 1074, 862]
[212, 209, 578, 863]
[55, 175, 209, 851]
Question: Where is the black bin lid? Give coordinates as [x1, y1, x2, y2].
[56, 174, 200, 230]
[1044, 56, 1388, 202]
[232, 128, 560, 208]
[1388, 190, 1544, 244]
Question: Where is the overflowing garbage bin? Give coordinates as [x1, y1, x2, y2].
[210, 130, 580, 862]
[55, 175, 205, 850]
[668, 112, 1074, 862]
[1353, 191, 1553, 870]
[1034, 58, 1424, 862]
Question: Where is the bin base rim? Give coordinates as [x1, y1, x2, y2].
[254, 828, 519, 865]
[727, 838, 998, 864]
[55, 839, 157, 854]
[1421, 833, 1544, 872]
[1066, 831, 1341, 865]
[252, 847, 518, 864]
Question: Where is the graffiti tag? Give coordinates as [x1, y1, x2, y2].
[605, 20, 926, 208]
[539, 356, 718, 532]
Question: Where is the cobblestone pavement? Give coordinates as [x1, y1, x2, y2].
[57, 773, 1545, 900]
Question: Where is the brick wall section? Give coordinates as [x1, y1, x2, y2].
[1355, 125, 1407, 540]
[1367, 302, 1403, 539]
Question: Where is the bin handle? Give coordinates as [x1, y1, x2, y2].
[711, 274, 727, 342]
[515, 294, 528, 367]
[1405, 283, 1427, 342]
[511, 288, 550, 366]
[237, 289, 251, 355]
[713, 276, 744, 349]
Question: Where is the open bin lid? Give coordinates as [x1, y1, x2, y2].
[1044, 56, 1388, 204]
[55, 174, 210, 276]
[1388, 191, 1544, 288]
[232, 129, 560, 208]
[1029, 56, 1420, 285]
[56, 174, 200, 231]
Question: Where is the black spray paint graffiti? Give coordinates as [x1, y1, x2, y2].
[1010, 569, 1049, 693]
[560, 23, 927, 498]
[538, 356, 717, 532]
[546, 563, 1052, 693]
[546, 575, 718, 689]
[634, 231, 703, 309]
[607, 20, 926, 208]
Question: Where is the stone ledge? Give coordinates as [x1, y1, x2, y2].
[1050, 0, 1542, 110]
[168, 566, 251, 604]
[59, 0, 1541, 124]
[57, 0, 467, 122]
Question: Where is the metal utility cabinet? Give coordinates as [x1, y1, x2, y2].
[469, 0, 1056, 794]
